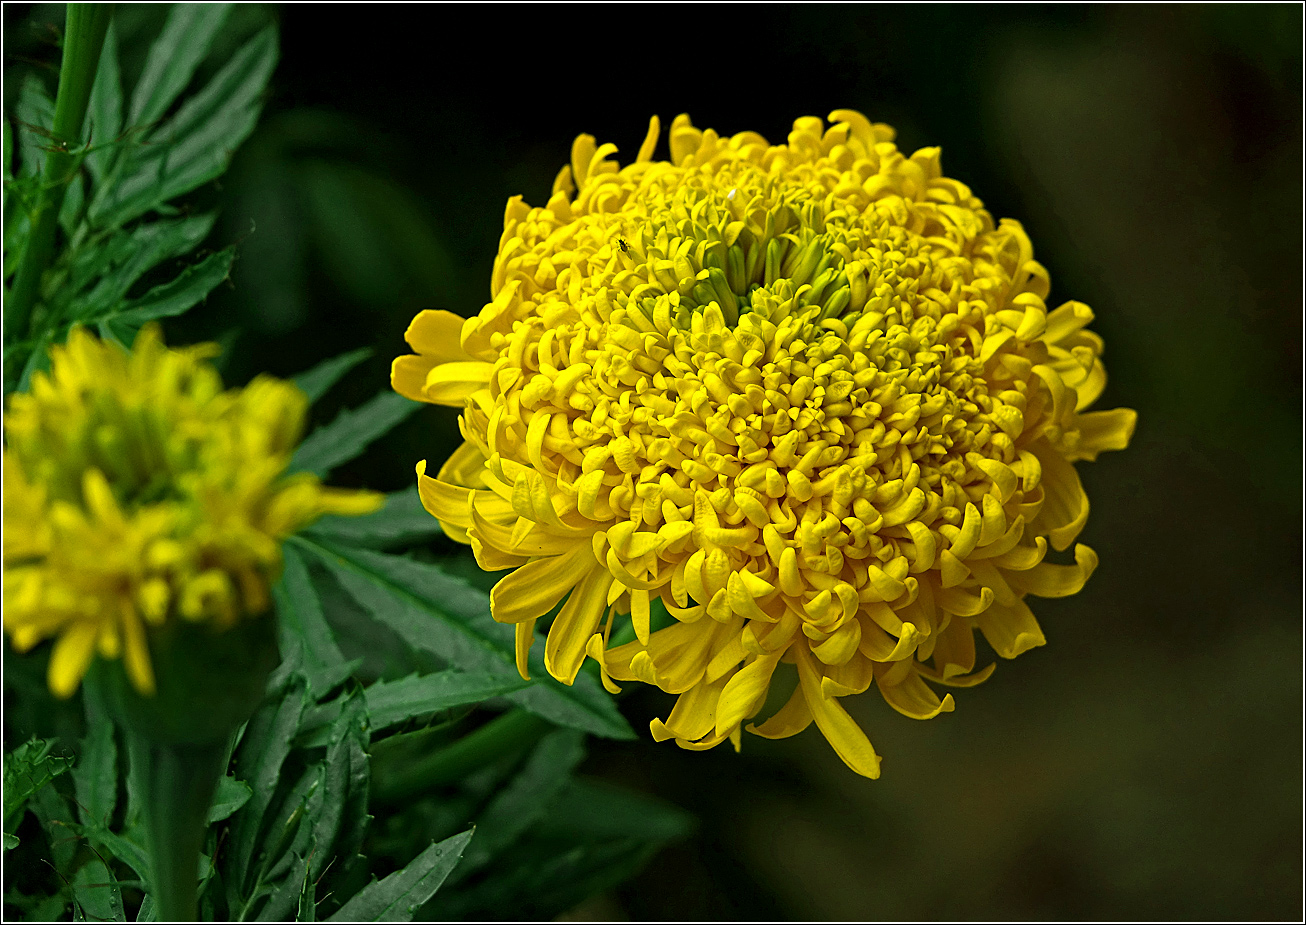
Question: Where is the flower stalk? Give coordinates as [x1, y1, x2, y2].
[126, 734, 228, 923]
[7, 3, 114, 339]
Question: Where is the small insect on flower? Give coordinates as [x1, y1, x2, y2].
[616, 236, 631, 253]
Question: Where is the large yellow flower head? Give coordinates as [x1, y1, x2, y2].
[3, 326, 382, 699]
[394, 111, 1136, 777]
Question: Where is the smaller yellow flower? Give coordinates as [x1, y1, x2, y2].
[3, 326, 382, 698]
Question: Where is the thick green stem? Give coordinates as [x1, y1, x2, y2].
[127, 733, 226, 923]
[7, 3, 113, 338]
[370, 709, 550, 806]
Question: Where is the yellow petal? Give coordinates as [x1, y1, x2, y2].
[120, 602, 156, 696]
[391, 354, 438, 403]
[747, 681, 814, 739]
[1032, 445, 1090, 551]
[1005, 543, 1098, 599]
[795, 648, 881, 778]
[876, 667, 955, 720]
[48, 622, 98, 699]
[405, 309, 470, 361]
[514, 619, 536, 679]
[1070, 408, 1138, 462]
[490, 543, 594, 625]
[714, 650, 783, 736]
[544, 567, 613, 684]
[416, 461, 474, 532]
[422, 361, 493, 406]
[974, 597, 1047, 658]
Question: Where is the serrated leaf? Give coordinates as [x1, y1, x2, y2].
[84, 22, 122, 187]
[296, 860, 316, 921]
[208, 775, 252, 825]
[72, 857, 126, 922]
[67, 214, 215, 321]
[451, 728, 585, 879]
[328, 829, 473, 922]
[256, 849, 310, 923]
[15, 328, 54, 394]
[127, 4, 232, 130]
[73, 684, 118, 827]
[101, 245, 234, 326]
[4, 736, 75, 835]
[292, 347, 372, 404]
[302, 486, 442, 550]
[226, 674, 310, 897]
[275, 544, 347, 698]
[290, 391, 421, 478]
[15, 74, 54, 179]
[329, 705, 372, 898]
[103, 23, 278, 226]
[59, 170, 86, 236]
[85, 824, 151, 884]
[3, 112, 13, 181]
[296, 670, 531, 749]
[536, 777, 694, 843]
[289, 537, 634, 741]
[31, 782, 79, 876]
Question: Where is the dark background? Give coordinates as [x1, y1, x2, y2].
[5, 3, 1303, 920]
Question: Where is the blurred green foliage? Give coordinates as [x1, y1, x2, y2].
[4, 2, 1301, 920]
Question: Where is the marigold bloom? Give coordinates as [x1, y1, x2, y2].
[394, 111, 1136, 777]
[3, 326, 382, 698]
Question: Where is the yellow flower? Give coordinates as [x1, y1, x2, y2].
[3, 326, 382, 699]
[393, 111, 1136, 777]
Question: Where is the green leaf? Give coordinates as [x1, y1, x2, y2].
[58, 171, 86, 236]
[72, 857, 126, 922]
[428, 778, 692, 921]
[290, 391, 422, 478]
[292, 347, 372, 404]
[84, 22, 122, 187]
[296, 859, 316, 921]
[15, 328, 55, 394]
[102, 23, 278, 226]
[537, 777, 695, 843]
[15, 74, 54, 180]
[73, 684, 118, 828]
[4, 111, 13, 181]
[274, 544, 348, 698]
[302, 486, 443, 550]
[257, 850, 309, 924]
[328, 702, 373, 903]
[451, 728, 585, 879]
[208, 775, 253, 825]
[67, 214, 215, 321]
[296, 670, 531, 749]
[226, 674, 310, 897]
[85, 824, 151, 884]
[4, 832, 18, 849]
[127, 4, 232, 130]
[290, 537, 634, 741]
[103, 245, 234, 326]
[31, 782, 79, 876]
[328, 829, 473, 922]
[3, 736, 75, 835]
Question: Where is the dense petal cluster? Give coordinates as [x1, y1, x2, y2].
[3, 327, 382, 697]
[394, 111, 1136, 776]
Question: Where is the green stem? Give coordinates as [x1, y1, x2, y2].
[128, 733, 226, 923]
[6, 3, 113, 338]
[370, 709, 550, 806]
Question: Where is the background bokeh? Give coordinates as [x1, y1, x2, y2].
[5, 3, 1302, 919]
